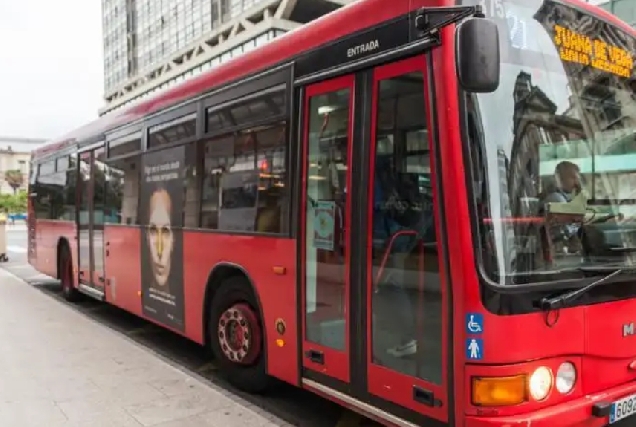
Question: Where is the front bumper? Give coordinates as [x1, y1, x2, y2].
[465, 380, 636, 427]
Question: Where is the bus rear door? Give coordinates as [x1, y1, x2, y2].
[76, 146, 106, 300]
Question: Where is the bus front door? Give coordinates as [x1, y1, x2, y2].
[301, 74, 354, 384]
[301, 55, 449, 426]
[363, 55, 448, 424]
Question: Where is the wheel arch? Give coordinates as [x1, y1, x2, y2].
[202, 262, 268, 363]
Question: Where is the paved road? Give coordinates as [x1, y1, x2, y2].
[0, 227, 371, 427]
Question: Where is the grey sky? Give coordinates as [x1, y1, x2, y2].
[0, 0, 104, 141]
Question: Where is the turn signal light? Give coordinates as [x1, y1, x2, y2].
[472, 375, 527, 407]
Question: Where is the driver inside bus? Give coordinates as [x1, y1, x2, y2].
[545, 160, 582, 204]
[542, 160, 583, 253]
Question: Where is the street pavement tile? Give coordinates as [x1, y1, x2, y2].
[0, 258, 291, 427]
[0, 399, 68, 426]
[147, 376, 214, 397]
[124, 390, 231, 426]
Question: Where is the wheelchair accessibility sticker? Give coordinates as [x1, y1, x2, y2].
[466, 313, 483, 335]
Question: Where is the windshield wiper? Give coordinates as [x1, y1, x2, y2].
[539, 269, 630, 311]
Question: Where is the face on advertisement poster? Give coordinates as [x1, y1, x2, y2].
[140, 146, 185, 332]
[148, 188, 174, 287]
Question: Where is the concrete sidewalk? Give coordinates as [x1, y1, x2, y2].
[0, 269, 289, 427]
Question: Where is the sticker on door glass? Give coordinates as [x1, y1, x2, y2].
[313, 201, 336, 251]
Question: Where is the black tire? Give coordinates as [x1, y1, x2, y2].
[59, 244, 81, 302]
[208, 275, 271, 394]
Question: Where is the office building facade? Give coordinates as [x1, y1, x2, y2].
[101, 0, 351, 116]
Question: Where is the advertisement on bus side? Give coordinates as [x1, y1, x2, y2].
[139, 146, 185, 332]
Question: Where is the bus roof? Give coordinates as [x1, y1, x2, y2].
[32, 0, 636, 160]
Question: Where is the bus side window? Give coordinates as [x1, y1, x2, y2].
[31, 159, 71, 221]
[106, 132, 142, 225]
[104, 156, 140, 226]
[255, 124, 287, 234]
[183, 142, 200, 228]
[200, 134, 232, 230]
[199, 122, 288, 234]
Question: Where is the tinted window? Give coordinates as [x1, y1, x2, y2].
[32, 162, 73, 221]
[39, 161, 55, 175]
[200, 122, 288, 233]
[104, 155, 140, 225]
[56, 156, 70, 171]
[108, 132, 142, 158]
[206, 88, 286, 133]
[148, 113, 197, 149]
[62, 156, 77, 221]
[183, 142, 200, 228]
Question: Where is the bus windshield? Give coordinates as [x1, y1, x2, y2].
[465, 0, 636, 284]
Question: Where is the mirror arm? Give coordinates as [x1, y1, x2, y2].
[414, 5, 486, 38]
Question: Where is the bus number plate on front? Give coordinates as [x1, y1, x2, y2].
[610, 393, 636, 423]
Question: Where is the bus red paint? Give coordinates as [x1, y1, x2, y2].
[27, 0, 636, 425]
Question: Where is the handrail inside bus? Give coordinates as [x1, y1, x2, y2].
[374, 230, 420, 286]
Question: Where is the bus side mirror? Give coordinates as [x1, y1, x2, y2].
[455, 17, 501, 93]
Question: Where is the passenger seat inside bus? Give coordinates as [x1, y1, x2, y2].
[256, 190, 281, 233]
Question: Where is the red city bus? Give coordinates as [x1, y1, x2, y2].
[27, 0, 636, 425]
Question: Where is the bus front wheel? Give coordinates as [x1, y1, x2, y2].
[58, 245, 80, 302]
[208, 275, 270, 394]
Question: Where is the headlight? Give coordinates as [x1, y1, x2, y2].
[555, 362, 577, 394]
[529, 366, 553, 401]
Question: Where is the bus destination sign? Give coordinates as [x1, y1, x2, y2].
[553, 24, 633, 78]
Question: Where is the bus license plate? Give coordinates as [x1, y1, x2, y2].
[610, 393, 636, 423]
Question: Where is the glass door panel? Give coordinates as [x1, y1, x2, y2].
[77, 152, 92, 285]
[92, 147, 106, 291]
[301, 74, 354, 383]
[77, 147, 106, 293]
[366, 56, 447, 420]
